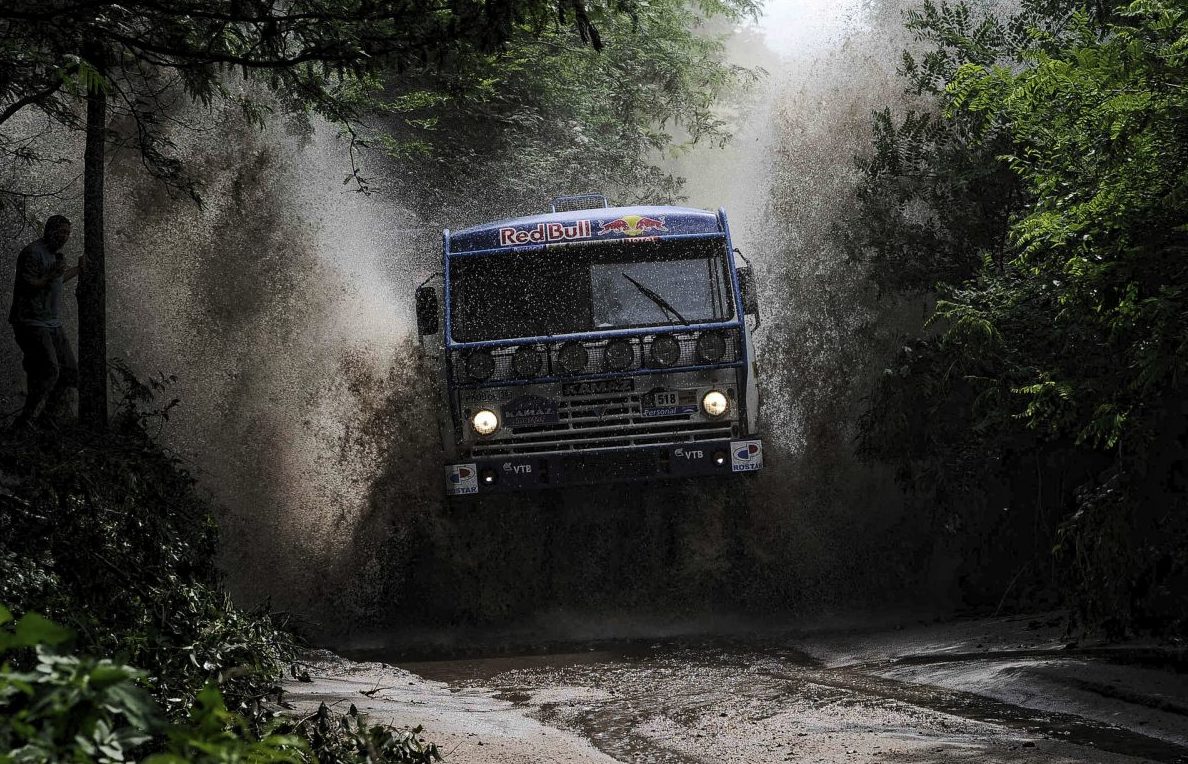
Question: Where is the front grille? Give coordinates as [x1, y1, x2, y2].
[452, 330, 740, 385]
[471, 391, 734, 457]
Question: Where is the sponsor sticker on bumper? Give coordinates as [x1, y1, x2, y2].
[446, 463, 479, 495]
[730, 440, 763, 472]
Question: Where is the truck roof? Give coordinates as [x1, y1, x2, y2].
[446, 204, 723, 255]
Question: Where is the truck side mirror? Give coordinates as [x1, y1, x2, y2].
[737, 266, 759, 316]
[416, 286, 439, 335]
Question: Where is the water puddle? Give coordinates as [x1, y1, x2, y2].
[365, 635, 1188, 763]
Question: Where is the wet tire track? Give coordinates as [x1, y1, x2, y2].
[399, 638, 1188, 763]
[760, 666, 1188, 763]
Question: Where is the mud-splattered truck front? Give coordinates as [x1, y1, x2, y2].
[415, 195, 762, 496]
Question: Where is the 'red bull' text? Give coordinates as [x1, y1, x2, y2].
[498, 220, 593, 247]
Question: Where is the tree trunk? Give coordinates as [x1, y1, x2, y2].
[77, 52, 108, 430]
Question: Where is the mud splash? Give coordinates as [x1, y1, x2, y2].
[312, 0, 965, 634]
[2, 1, 976, 632]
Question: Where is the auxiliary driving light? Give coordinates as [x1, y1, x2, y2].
[480, 468, 498, 486]
[471, 408, 500, 436]
[604, 339, 634, 371]
[650, 334, 681, 368]
[512, 345, 542, 377]
[465, 350, 495, 381]
[696, 332, 727, 363]
[558, 341, 589, 374]
[701, 390, 729, 417]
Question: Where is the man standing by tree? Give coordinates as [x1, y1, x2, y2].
[8, 215, 83, 431]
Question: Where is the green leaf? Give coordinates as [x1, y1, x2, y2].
[9, 613, 73, 650]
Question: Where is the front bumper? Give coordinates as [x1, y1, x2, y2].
[444, 438, 763, 495]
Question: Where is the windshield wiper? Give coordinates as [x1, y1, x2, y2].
[621, 272, 689, 325]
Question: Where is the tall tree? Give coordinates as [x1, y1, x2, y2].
[0, 0, 628, 428]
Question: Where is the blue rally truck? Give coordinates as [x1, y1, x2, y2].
[414, 194, 762, 496]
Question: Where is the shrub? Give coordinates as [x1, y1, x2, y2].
[0, 366, 441, 761]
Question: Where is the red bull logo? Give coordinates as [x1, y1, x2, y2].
[499, 220, 592, 247]
[598, 215, 667, 237]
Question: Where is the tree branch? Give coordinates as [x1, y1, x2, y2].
[0, 73, 71, 126]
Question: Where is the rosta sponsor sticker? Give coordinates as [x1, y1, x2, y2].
[446, 464, 478, 495]
[730, 441, 763, 472]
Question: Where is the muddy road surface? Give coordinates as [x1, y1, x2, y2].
[289, 617, 1188, 763]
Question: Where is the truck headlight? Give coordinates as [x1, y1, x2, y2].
[472, 408, 499, 436]
[701, 390, 729, 417]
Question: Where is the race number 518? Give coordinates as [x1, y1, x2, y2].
[653, 391, 678, 407]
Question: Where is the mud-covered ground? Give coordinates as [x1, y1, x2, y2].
[286, 616, 1188, 763]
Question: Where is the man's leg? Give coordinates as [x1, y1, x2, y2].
[41, 327, 78, 424]
[12, 326, 59, 427]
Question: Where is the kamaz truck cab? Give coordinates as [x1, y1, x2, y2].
[415, 194, 762, 496]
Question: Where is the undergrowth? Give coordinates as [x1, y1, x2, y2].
[0, 365, 441, 762]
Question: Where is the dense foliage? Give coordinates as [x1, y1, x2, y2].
[0, 373, 288, 713]
[0, 373, 439, 761]
[366, 0, 760, 222]
[853, 0, 1188, 633]
[1, 0, 757, 220]
[0, 0, 643, 195]
[0, 606, 444, 762]
[943, 1, 1188, 450]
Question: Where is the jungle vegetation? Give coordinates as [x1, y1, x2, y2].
[851, 0, 1188, 635]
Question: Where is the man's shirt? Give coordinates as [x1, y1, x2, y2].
[8, 239, 63, 328]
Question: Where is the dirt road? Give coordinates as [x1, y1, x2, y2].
[288, 616, 1188, 763]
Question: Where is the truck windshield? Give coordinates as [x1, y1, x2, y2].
[449, 238, 734, 342]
